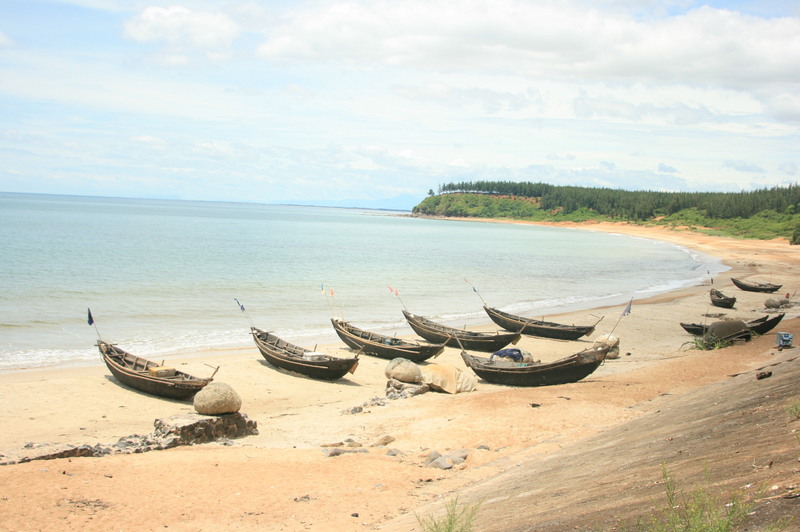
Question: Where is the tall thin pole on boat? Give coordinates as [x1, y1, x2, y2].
[464, 279, 487, 305]
[388, 285, 407, 310]
[87, 308, 102, 340]
[609, 298, 632, 336]
[234, 298, 255, 328]
[321, 284, 341, 319]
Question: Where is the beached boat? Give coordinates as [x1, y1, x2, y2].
[460, 345, 610, 387]
[331, 318, 445, 362]
[483, 305, 599, 341]
[402, 310, 520, 352]
[731, 278, 782, 293]
[97, 340, 215, 400]
[680, 313, 784, 337]
[709, 289, 736, 309]
[251, 327, 358, 380]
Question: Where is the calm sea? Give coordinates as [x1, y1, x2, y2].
[0, 192, 727, 371]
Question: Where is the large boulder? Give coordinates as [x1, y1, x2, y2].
[193, 382, 242, 415]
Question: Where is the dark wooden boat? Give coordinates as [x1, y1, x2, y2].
[402, 310, 520, 352]
[483, 305, 599, 341]
[709, 289, 736, 309]
[731, 277, 782, 293]
[460, 345, 610, 387]
[680, 313, 784, 336]
[331, 318, 445, 362]
[251, 327, 358, 380]
[747, 313, 784, 335]
[97, 340, 214, 400]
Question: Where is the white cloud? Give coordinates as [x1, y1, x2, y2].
[253, 2, 800, 88]
[777, 162, 797, 176]
[0, 29, 13, 47]
[124, 6, 240, 54]
[723, 160, 766, 173]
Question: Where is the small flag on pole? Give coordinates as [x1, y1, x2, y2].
[87, 308, 94, 326]
[234, 298, 245, 312]
[621, 299, 632, 316]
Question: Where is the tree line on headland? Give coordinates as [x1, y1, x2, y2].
[412, 181, 800, 242]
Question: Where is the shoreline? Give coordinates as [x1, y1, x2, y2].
[0, 219, 731, 375]
[1, 221, 798, 531]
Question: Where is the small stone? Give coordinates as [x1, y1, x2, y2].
[371, 435, 396, 447]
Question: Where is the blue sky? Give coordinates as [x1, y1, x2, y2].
[1, 0, 798, 209]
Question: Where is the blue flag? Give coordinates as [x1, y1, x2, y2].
[234, 298, 245, 312]
[87, 308, 94, 326]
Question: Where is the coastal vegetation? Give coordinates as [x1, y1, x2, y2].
[416, 496, 481, 532]
[623, 464, 770, 531]
[414, 182, 800, 241]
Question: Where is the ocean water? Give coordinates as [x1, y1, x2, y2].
[0, 192, 727, 371]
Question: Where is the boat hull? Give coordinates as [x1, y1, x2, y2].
[331, 319, 444, 362]
[97, 341, 210, 400]
[402, 310, 520, 352]
[483, 305, 594, 340]
[460, 346, 609, 387]
[731, 278, 781, 293]
[251, 327, 358, 380]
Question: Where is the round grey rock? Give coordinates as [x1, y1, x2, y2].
[193, 382, 242, 415]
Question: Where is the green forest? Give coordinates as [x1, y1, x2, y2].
[412, 181, 800, 241]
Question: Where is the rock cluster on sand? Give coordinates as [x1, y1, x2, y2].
[1, 412, 258, 465]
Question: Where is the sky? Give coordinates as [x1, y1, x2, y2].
[0, 0, 798, 210]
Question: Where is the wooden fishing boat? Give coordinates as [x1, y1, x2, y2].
[749, 313, 785, 335]
[402, 310, 520, 352]
[483, 305, 599, 341]
[251, 327, 358, 380]
[331, 318, 445, 362]
[731, 277, 782, 293]
[97, 340, 215, 400]
[709, 289, 736, 309]
[680, 313, 784, 336]
[460, 345, 610, 387]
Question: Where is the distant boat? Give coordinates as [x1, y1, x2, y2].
[331, 318, 445, 362]
[709, 289, 736, 309]
[731, 277, 782, 293]
[251, 327, 358, 380]
[460, 345, 610, 387]
[402, 310, 520, 352]
[483, 305, 599, 341]
[97, 340, 214, 400]
[680, 313, 784, 337]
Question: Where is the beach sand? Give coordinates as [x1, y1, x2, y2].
[0, 222, 798, 531]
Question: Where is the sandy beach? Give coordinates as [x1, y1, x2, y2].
[1, 221, 798, 531]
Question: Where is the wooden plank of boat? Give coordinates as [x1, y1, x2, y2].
[331, 318, 444, 362]
[401, 310, 520, 352]
[251, 327, 358, 381]
[731, 277, 782, 293]
[460, 345, 610, 387]
[709, 289, 736, 309]
[97, 340, 214, 400]
[483, 305, 599, 341]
